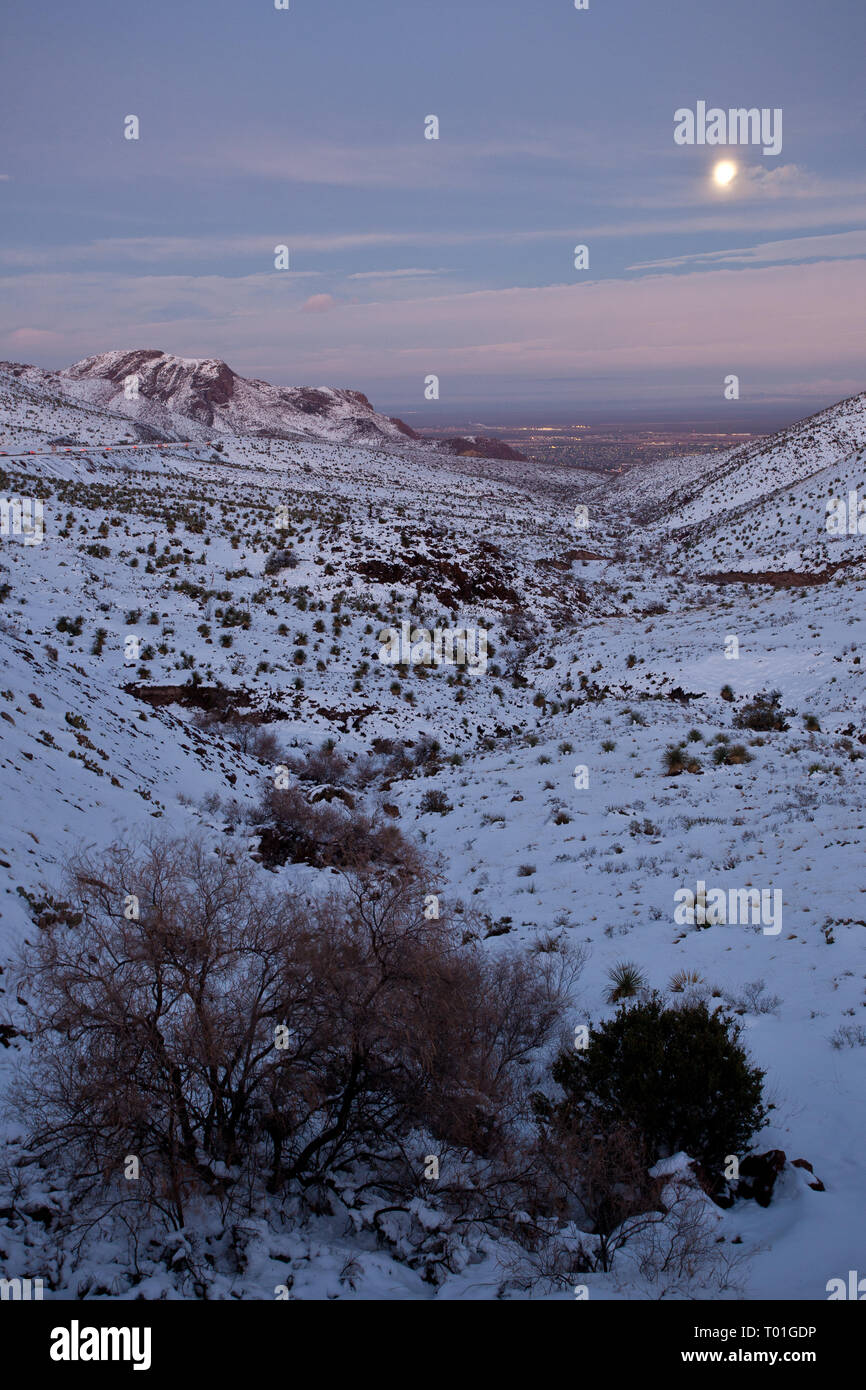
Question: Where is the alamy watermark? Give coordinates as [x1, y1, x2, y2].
[50, 1321, 152, 1370]
[674, 880, 782, 935]
[0, 1276, 44, 1300]
[826, 1270, 866, 1299]
[674, 102, 782, 156]
[826, 489, 866, 536]
[378, 621, 488, 674]
[0, 496, 43, 545]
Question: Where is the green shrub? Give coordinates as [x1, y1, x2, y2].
[550, 993, 767, 1171]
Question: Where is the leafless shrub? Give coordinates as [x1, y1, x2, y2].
[256, 783, 426, 873]
[532, 1117, 661, 1272]
[9, 834, 580, 1238]
[281, 739, 350, 785]
[193, 708, 281, 760]
[830, 1023, 866, 1049]
[725, 978, 782, 1017]
[629, 1176, 749, 1298]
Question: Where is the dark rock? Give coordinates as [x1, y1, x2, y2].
[736, 1149, 787, 1207]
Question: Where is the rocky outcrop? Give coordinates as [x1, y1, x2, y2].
[57, 350, 425, 448]
[434, 434, 528, 462]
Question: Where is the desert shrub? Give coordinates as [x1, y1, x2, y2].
[532, 1116, 659, 1273]
[548, 993, 767, 1172]
[225, 715, 281, 760]
[725, 979, 781, 1016]
[192, 708, 281, 760]
[829, 1024, 866, 1049]
[263, 547, 298, 576]
[411, 735, 441, 767]
[733, 690, 789, 732]
[257, 784, 413, 872]
[281, 739, 350, 785]
[669, 968, 703, 994]
[712, 742, 753, 766]
[663, 743, 701, 775]
[11, 836, 580, 1232]
[528, 1106, 741, 1293]
[419, 789, 453, 815]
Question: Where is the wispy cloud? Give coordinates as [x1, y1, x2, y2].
[346, 268, 446, 280]
[629, 229, 866, 271]
[3, 259, 863, 405]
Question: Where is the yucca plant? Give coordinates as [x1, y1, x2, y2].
[663, 744, 686, 775]
[669, 968, 703, 994]
[713, 742, 753, 766]
[664, 743, 701, 775]
[606, 960, 647, 1004]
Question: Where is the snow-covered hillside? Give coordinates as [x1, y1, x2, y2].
[2, 350, 422, 450]
[0, 366, 864, 1301]
[618, 391, 866, 576]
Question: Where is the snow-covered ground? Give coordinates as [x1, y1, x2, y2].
[0, 362, 864, 1300]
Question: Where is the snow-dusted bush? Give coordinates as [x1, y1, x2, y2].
[10, 835, 580, 1238]
[263, 546, 298, 576]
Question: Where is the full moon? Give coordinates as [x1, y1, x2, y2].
[713, 160, 738, 187]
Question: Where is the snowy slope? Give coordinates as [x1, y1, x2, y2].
[1, 350, 421, 450]
[1, 372, 865, 1301]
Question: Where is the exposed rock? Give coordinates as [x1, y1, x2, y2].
[55, 350, 425, 449]
[309, 784, 355, 810]
[432, 434, 528, 462]
[792, 1157, 826, 1191]
[737, 1149, 787, 1206]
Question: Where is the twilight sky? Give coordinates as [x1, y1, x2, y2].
[2, 0, 865, 423]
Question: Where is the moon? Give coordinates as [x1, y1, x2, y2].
[713, 160, 738, 187]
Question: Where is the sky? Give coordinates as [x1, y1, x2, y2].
[2, 0, 865, 424]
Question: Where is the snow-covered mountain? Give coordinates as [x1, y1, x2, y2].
[0, 351, 530, 462]
[1, 350, 421, 448]
[60, 348, 424, 446]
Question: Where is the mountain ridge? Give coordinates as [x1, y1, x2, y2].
[0, 350, 528, 461]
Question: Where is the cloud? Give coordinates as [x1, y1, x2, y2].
[5, 186, 866, 280]
[1, 259, 863, 405]
[6, 327, 65, 348]
[0, 229, 581, 271]
[300, 293, 337, 314]
[187, 130, 627, 191]
[628, 229, 866, 271]
[346, 268, 445, 280]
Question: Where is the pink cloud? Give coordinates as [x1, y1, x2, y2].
[300, 293, 337, 314]
[2, 259, 864, 402]
[7, 327, 64, 348]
